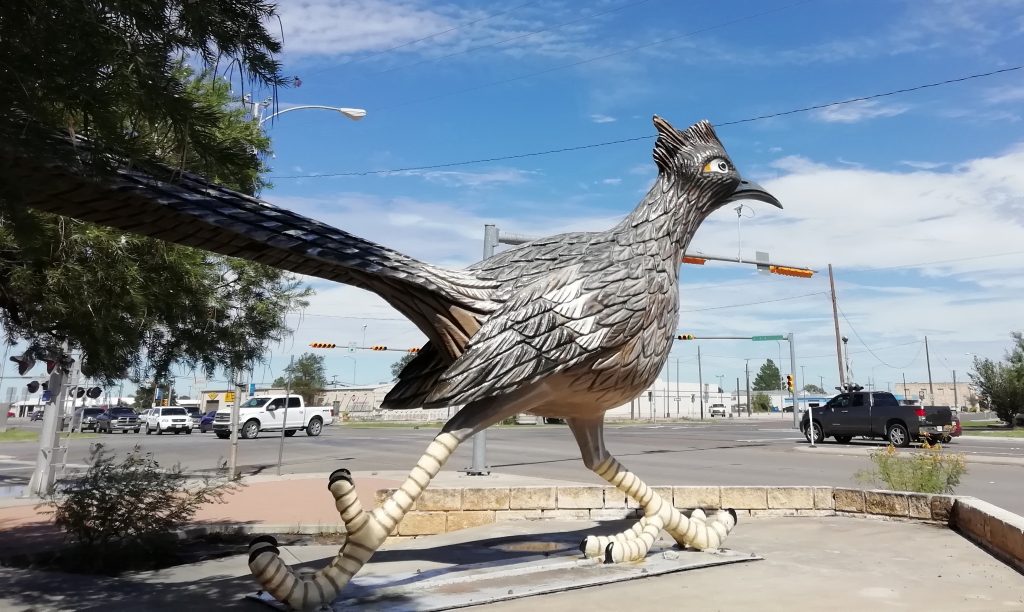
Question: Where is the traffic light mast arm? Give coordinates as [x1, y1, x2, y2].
[681, 251, 815, 277]
[309, 342, 421, 353]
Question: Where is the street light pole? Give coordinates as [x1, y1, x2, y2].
[258, 104, 366, 126]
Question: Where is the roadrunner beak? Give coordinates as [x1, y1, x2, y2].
[726, 179, 783, 208]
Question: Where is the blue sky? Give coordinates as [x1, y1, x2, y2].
[204, 0, 1023, 396]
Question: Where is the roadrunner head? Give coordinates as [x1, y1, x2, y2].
[651, 116, 782, 213]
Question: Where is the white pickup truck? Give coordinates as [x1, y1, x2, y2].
[212, 394, 333, 440]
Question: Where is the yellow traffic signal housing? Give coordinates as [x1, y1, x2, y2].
[309, 342, 337, 349]
[786, 374, 794, 392]
[675, 334, 695, 340]
[371, 345, 388, 351]
[769, 265, 814, 278]
[408, 347, 420, 353]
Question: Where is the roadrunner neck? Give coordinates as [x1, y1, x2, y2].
[615, 171, 704, 268]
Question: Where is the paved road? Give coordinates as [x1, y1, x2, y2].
[2, 420, 1022, 513]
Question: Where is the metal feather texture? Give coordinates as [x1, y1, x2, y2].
[2, 116, 773, 424]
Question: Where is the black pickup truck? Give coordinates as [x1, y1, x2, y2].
[800, 391, 954, 447]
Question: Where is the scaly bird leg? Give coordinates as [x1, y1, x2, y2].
[568, 417, 737, 563]
[248, 432, 462, 610]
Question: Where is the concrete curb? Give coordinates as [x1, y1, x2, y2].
[792, 444, 1024, 466]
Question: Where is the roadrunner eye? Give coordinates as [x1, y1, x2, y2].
[702, 158, 730, 174]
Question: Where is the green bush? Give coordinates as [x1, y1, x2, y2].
[47, 443, 238, 573]
[855, 442, 967, 494]
[752, 392, 773, 412]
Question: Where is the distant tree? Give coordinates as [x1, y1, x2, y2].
[391, 353, 417, 380]
[132, 385, 177, 410]
[803, 383, 826, 394]
[970, 333, 1024, 428]
[753, 359, 782, 391]
[273, 353, 327, 405]
[752, 392, 773, 412]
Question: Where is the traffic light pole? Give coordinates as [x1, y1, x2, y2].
[789, 332, 799, 429]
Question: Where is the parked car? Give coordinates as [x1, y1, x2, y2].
[199, 410, 217, 433]
[76, 407, 107, 431]
[180, 405, 202, 430]
[144, 406, 193, 435]
[212, 394, 333, 439]
[800, 391, 953, 447]
[6, 409, 14, 418]
[943, 413, 962, 442]
[709, 404, 727, 417]
[96, 406, 141, 434]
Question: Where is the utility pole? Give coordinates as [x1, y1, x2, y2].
[735, 377, 740, 416]
[464, 225, 498, 476]
[924, 335, 935, 405]
[675, 359, 680, 418]
[902, 372, 909, 400]
[828, 264, 845, 388]
[697, 345, 705, 420]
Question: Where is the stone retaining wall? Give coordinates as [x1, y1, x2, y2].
[952, 496, 1024, 574]
[375, 485, 957, 537]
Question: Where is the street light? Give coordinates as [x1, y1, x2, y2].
[259, 105, 367, 126]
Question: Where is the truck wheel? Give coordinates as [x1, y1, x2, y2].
[241, 419, 260, 439]
[833, 435, 853, 444]
[306, 417, 323, 437]
[284, 430, 296, 437]
[887, 423, 910, 447]
[805, 421, 824, 444]
[215, 431, 230, 439]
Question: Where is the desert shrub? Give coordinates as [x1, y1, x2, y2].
[855, 442, 967, 494]
[47, 443, 238, 572]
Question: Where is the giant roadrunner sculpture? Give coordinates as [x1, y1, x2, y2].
[2, 116, 781, 609]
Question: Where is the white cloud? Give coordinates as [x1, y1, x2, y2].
[983, 85, 1024, 104]
[899, 160, 947, 170]
[600, 178, 622, 185]
[590, 114, 617, 123]
[813, 100, 909, 124]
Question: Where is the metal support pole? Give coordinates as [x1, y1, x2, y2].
[228, 369, 241, 480]
[276, 356, 294, 477]
[465, 225, 497, 476]
[28, 344, 70, 497]
[675, 358, 680, 417]
[828, 264, 845, 388]
[789, 332, 798, 428]
[745, 360, 751, 418]
[735, 377, 740, 416]
[697, 345, 705, 420]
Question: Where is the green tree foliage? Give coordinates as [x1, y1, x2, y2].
[391, 353, 417, 380]
[273, 353, 328, 406]
[752, 392, 773, 412]
[753, 359, 782, 391]
[132, 385, 178, 410]
[803, 383, 826, 394]
[0, 2, 311, 382]
[970, 333, 1024, 428]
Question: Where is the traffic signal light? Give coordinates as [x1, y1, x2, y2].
[408, 347, 420, 353]
[371, 345, 388, 351]
[675, 334, 695, 340]
[769, 265, 814, 278]
[161, 398, 169, 406]
[309, 342, 337, 349]
[786, 374, 794, 392]
[27, 380, 40, 393]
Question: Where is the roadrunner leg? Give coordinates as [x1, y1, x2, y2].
[567, 417, 737, 562]
[248, 431, 463, 610]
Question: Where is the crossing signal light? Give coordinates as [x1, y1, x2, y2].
[769, 265, 814, 279]
[371, 345, 388, 351]
[408, 347, 420, 353]
[309, 342, 337, 349]
[676, 334, 696, 340]
[786, 374, 794, 392]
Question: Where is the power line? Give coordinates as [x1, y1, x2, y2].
[270, 64, 1024, 179]
[681, 291, 827, 313]
[375, 0, 813, 112]
[305, 1, 541, 76]
[838, 306, 924, 369]
[367, 0, 659, 77]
